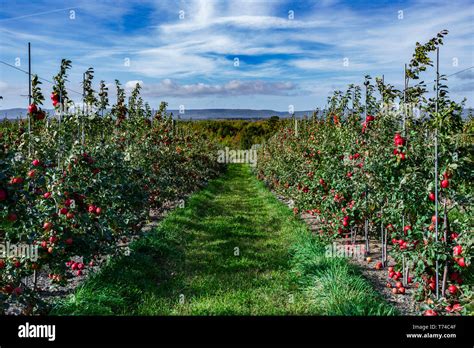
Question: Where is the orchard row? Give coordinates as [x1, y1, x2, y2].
[0, 60, 223, 314]
[256, 31, 472, 316]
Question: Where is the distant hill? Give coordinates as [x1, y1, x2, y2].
[0, 108, 314, 120]
[1, 108, 472, 120]
[0, 108, 30, 119]
[167, 109, 316, 119]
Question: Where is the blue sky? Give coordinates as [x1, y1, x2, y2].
[0, 0, 473, 110]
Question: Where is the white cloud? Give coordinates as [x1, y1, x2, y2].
[0, 0, 472, 109]
[292, 58, 370, 71]
[0, 81, 9, 92]
[124, 80, 144, 90]
[160, 15, 333, 33]
[126, 79, 298, 97]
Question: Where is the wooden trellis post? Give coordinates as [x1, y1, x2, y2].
[294, 115, 298, 137]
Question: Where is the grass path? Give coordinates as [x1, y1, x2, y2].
[53, 164, 395, 315]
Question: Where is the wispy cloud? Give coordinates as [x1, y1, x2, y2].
[455, 70, 474, 80]
[125, 79, 298, 97]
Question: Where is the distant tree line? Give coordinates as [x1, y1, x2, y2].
[183, 116, 283, 149]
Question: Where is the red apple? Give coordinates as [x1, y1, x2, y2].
[456, 258, 466, 268]
[35, 110, 46, 121]
[394, 137, 405, 147]
[448, 285, 458, 295]
[11, 177, 24, 184]
[428, 192, 435, 201]
[7, 213, 17, 222]
[27, 104, 37, 114]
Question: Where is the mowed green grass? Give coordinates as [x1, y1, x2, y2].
[52, 164, 395, 315]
